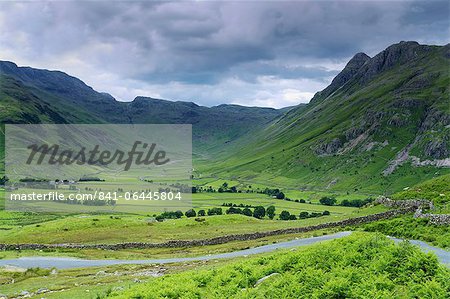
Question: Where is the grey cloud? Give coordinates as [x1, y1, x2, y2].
[0, 1, 448, 107]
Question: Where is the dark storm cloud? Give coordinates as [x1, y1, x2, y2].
[0, 1, 448, 107]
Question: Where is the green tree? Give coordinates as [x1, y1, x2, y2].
[276, 192, 285, 199]
[198, 209, 206, 216]
[242, 208, 253, 216]
[253, 206, 266, 219]
[299, 211, 309, 219]
[279, 210, 291, 220]
[207, 207, 223, 216]
[185, 209, 196, 217]
[267, 205, 276, 219]
[319, 196, 337, 206]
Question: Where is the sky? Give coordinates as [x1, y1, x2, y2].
[0, 1, 448, 108]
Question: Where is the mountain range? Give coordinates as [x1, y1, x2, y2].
[1, 41, 449, 193]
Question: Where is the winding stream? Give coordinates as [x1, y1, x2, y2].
[0, 232, 448, 269]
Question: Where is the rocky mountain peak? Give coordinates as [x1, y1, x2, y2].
[309, 52, 370, 103]
[360, 41, 428, 82]
[330, 52, 370, 86]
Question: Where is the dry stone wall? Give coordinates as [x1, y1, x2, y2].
[0, 207, 414, 251]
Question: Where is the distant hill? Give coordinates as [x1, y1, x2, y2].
[0, 61, 287, 155]
[203, 42, 450, 193]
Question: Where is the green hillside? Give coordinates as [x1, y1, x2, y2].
[0, 61, 286, 155]
[200, 42, 450, 194]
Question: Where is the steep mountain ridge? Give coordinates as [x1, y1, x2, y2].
[310, 52, 370, 103]
[0, 61, 125, 122]
[203, 41, 450, 193]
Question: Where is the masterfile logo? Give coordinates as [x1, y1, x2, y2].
[5, 124, 192, 213]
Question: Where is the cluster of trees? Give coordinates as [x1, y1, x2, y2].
[341, 197, 374, 207]
[155, 206, 277, 221]
[19, 177, 50, 184]
[260, 188, 285, 199]
[279, 210, 330, 220]
[192, 182, 240, 194]
[155, 208, 222, 220]
[79, 176, 104, 182]
[225, 205, 276, 219]
[156, 206, 332, 222]
[222, 202, 254, 208]
[319, 196, 337, 206]
[227, 206, 270, 219]
[155, 210, 184, 221]
[155, 208, 226, 221]
[319, 196, 374, 207]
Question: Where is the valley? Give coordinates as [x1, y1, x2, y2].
[0, 41, 449, 299]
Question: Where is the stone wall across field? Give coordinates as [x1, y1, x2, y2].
[375, 196, 434, 209]
[414, 207, 450, 225]
[375, 196, 449, 226]
[0, 207, 415, 251]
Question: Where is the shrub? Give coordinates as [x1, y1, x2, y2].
[198, 210, 206, 216]
[279, 210, 291, 220]
[253, 206, 266, 219]
[299, 211, 309, 219]
[226, 207, 242, 215]
[276, 192, 285, 199]
[242, 208, 253, 217]
[207, 207, 223, 216]
[319, 196, 337, 206]
[185, 209, 196, 218]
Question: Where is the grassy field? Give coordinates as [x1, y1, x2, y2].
[0, 187, 381, 246]
[0, 205, 385, 245]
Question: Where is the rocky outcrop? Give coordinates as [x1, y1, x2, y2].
[315, 138, 343, 155]
[392, 98, 422, 109]
[345, 127, 365, 140]
[388, 113, 409, 127]
[410, 156, 450, 167]
[424, 138, 450, 159]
